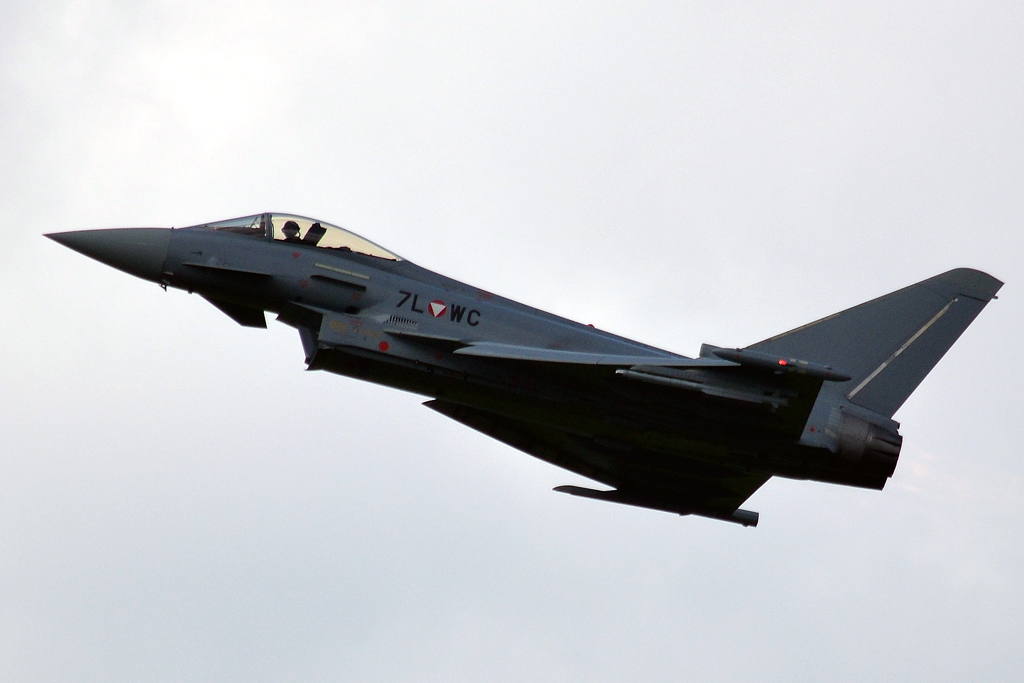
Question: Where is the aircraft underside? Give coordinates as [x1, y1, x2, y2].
[308, 344, 897, 525]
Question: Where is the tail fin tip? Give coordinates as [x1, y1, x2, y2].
[748, 267, 1003, 417]
[934, 268, 1003, 302]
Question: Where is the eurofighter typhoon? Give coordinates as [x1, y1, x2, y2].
[47, 213, 1002, 526]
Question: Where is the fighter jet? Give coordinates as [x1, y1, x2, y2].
[47, 213, 1002, 526]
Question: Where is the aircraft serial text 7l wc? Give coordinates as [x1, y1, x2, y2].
[48, 213, 1002, 527]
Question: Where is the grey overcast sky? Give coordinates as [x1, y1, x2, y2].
[2, 2, 1022, 681]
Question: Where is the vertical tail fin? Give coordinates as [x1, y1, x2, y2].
[747, 268, 1002, 417]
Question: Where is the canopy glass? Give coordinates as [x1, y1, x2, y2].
[183, 213, 401, 261]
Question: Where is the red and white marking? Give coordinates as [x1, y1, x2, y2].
[429, 300, 447, 317]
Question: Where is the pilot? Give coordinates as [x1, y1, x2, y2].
[281, 220, 302, 242]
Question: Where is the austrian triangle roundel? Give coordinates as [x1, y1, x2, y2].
[429, 300, 447, 318]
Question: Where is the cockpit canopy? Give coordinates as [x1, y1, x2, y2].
[183, 213, 402, 261]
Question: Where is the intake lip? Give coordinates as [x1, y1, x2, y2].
[46, 228, 172, 283]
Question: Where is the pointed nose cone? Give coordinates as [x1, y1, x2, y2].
[46, 228, 172, 283]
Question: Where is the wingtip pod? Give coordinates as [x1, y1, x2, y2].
[729, 509, 759, 527]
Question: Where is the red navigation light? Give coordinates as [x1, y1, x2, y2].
[779, 359, 787, 366]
